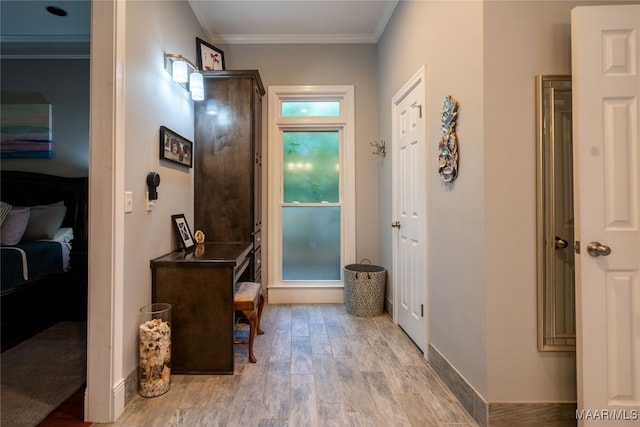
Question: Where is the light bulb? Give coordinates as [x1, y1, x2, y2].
[190, 72, 204, 101]
[172, 60, 188, 83]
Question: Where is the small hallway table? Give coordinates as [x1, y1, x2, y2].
[150, 241, 253, 374]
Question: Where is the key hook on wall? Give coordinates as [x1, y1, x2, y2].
[370, 140, 386, 157]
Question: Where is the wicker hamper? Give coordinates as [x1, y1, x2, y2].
[343, 262, 386, 317]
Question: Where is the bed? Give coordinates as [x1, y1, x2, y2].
[1, 171, 88, 349]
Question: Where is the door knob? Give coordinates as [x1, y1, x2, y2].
[391, 221, 401, 229]
[555, 236, 568, 249]
[587, 241, 611, 257]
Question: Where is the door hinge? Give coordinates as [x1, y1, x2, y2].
[421, 304, 424, 317]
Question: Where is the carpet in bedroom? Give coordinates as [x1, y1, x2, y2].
[1, 321, 87, 427]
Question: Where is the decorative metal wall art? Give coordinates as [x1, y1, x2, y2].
[438, 95, 460, 182]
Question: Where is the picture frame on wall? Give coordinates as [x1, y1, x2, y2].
[196, 37, 225, 71]
[160, 126, 192, 168]
[172, 214, 195, 250]
[1, 104, 53, 158]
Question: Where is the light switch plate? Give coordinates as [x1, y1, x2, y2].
[125, 191, 133, 213]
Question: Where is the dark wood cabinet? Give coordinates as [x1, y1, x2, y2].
[151, 242, 252, 374]
[194, 70, 265, 282]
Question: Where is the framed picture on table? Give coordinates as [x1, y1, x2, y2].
[171, 214, 195, 250]
[196, 37, 225, 71]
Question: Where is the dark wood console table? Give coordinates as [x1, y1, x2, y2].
[150, 242, 252, 374]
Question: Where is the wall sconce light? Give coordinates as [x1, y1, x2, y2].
[164, 53, 204, 101]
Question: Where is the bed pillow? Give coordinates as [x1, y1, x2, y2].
[0, 207, 31, 246]
[22, 201, 67, 241]
[0, 201, 12, 226]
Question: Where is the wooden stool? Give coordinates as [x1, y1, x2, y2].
[233, 281, 265, 363]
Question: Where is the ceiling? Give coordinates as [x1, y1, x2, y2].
[0, 1, 91, 58]
[191, 1, 398, 44]
[0, 0, 398, 58]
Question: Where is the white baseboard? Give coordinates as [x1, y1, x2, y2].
[113, 378, 126, 420]
[267, 285, 344, 304]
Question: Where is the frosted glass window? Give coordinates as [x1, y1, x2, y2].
[282, 206, 341, 280]
[283, 131, 339, 203]
[269, 85, 354, 288]
[282, 101, 340, 117]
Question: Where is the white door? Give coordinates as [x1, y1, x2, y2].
[572, 5, 640, 426]
[392, 67, 428, 352]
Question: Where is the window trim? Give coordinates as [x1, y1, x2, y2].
[267, 85, 355, 302]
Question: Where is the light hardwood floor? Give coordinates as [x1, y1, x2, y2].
[94, 304, 477, 427]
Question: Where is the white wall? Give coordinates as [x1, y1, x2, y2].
[483, 0, 580, 402]
[483, 0, 640, 402]
[377, 0, 488, 395]
[120, 0, 203, 382]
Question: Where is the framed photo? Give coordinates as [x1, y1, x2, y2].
[196, 37, 225, 71]
[160, 126, 192, 168]
[171, 214, 195, 250]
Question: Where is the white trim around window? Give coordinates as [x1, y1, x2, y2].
[267, 85, 356, 303]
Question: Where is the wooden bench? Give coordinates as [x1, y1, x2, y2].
[233, 282, 265, 363]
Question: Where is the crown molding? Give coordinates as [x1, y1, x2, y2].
[0, 36, 89, 59]
[207, 33, 378, 45]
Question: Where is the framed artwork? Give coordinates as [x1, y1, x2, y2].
[160, 126, 192, 168]
[172, 214, 195, 250]
[196, 37, 225, 71]
[1, 104, 53, 158]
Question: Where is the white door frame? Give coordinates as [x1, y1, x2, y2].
[266, 86, 356, 304]
[85, 0, 126, 421]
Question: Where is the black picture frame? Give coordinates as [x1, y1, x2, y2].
[171, 214, 195, 250]
[160, 126, 192, 168]
[196, 37, 225, 71]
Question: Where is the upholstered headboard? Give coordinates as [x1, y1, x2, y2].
[1, 171, 88, 240]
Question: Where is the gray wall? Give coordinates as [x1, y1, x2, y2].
[483, 0, 579, 402]
[227, 43, 381, 268]
[378, 0, 488, 396]
[1, 59, 89, 176]
[118, 0, 204, 378]
[376, 0, 633, 403]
